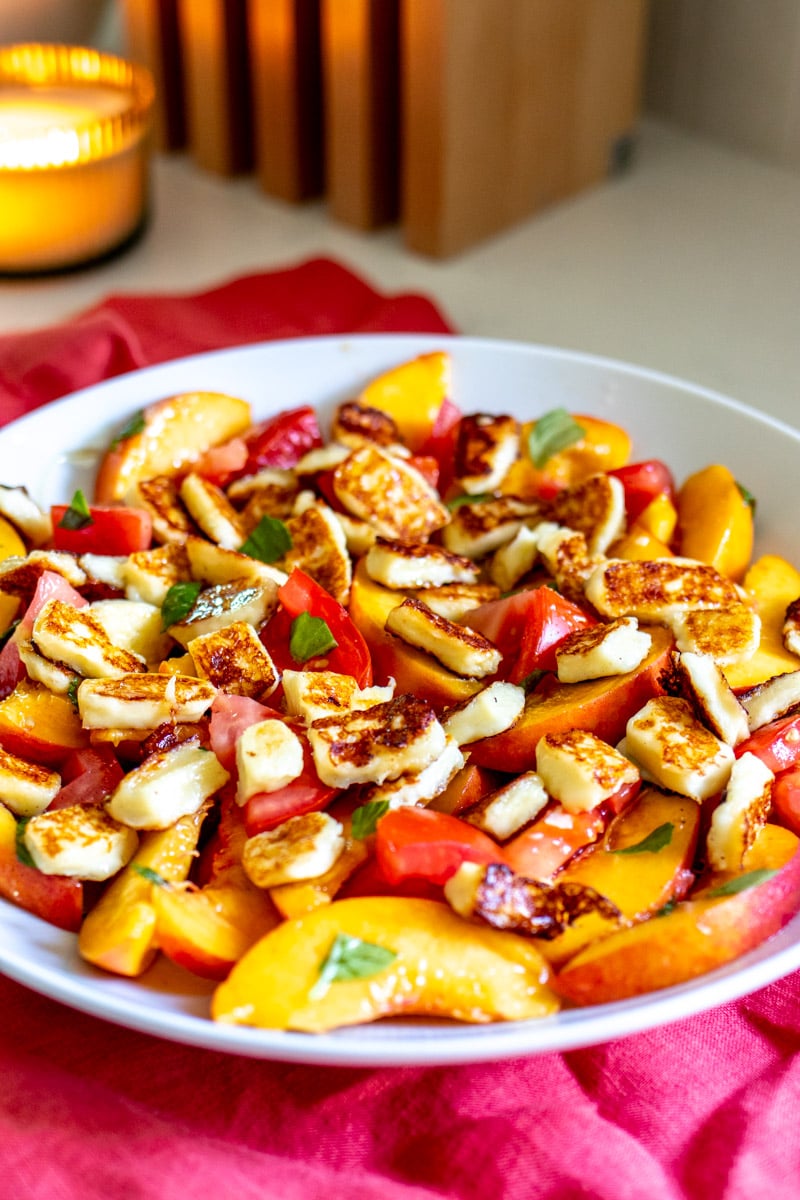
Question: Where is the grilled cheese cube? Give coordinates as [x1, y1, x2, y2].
[134, 475, 195, 544]
[625, 696, 735, 801]
[179, 473, 245, 549]
[555, 617, 651, 683]
[551, 473, 625, 555]
[308, 695, 446, 788]
[489, 526, 540, 592]
[90, 599, 171, 665]
[783, 598, 800, 657]
[78, 672, 216, 730]
[167, 581, 277, 647]
[414, 583, 501, 622]
[332, 400, 401, 449]
[15, 636, 78, 695]
[123, 543, 191, 607]
[0, 747, 60, 817]
[669, 605, 761, 665]
[463, 771, 549, 840]
[738, 669, 800, 732]
[242, 812, 345, 888]
[386, 597, 502, 679]
[441, 496, 543, 559]
[33, 599, 146, 679]
[106, 742, 227, 829]
[454, 412, 520, 494]
[442, 680, 525, 745]
[535, 526, 602, 601]
[227, 468, 298, 507]
[365, 539, 480, 590]
[294, 443, 352, 473]
[282, 669, 394, 724]
[284, 503, 352, 606]
[235, 718, 304, 803]
[332, 444, 449, 543]
[79, 554, 128, 592]
[535, 730, 640, 814]
[330, 510, 376, 557]
[0, 550, 87, 598]
[23, 804, 138, 880]
[585, 557, 742, 621]
[672, 651, 749, 745]
[358, 737, 465, 810]
[706, 752, 773, 872]
[188, 621, 278, 701]
[0, 485, 52, 546]
[185, 535, 287, 589]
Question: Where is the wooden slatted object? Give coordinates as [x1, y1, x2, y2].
[121, 0, 186, 151]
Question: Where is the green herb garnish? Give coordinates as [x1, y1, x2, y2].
[706, 868, 777, 898]
[58, 489, 93, 531]
[239, 515, 292, 563]
[110, 410, 146, 448]
[654, 898, 678, 918]
[66, 677, 80, 710]
[0, 619, 20, 651]
[289, 612, 338, 663]
[161, 580, 202, 629]
[517, 669, 547, 694]
[15, 818, 35, 868]
[737, 481, 757, 514]
[446, 492, 494, 511]
[131, 864, 169, 887]
[309, 932, 396, 1001]
[351, 800, 390, 840]
[528, 409, 586, 468]
[611, 822, 674, 856]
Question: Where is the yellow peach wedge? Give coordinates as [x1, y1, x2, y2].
[724, 554, 800, 689]
[357, 351, 450, 452]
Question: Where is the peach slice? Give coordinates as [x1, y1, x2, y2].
[0, 514, 24, 632]
[469, 624, 673, 773]
[357, 351, 450, 452]
[724, 555, 800, 689]
[0, 680, 88, 765]
[212, 895, 558, 1031]
[0, 803, 84, 931]
[95, 392, 252, 503]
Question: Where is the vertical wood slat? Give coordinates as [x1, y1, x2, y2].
[321, 0, 400, 230]
[401, 0, 648, 259]
[248, 0, 325, 202]
[178, 0, 254, 175]
[121, 0, 186, 151]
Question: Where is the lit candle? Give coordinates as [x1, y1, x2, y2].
[0, 44, 154, 273]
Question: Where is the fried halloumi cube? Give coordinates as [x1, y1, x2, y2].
[23, 804, 138, 880]
[308, 694, 446, 788]
[441, 496, 543, 559]
[550, 473, 626, 555]
[625, 696, 735, 801]
[737, 669, 800, 732]
[669, 604, 761, 665]
[463, 771, 549, 841]
[555, 617, 651, 683]
[282, 669, 394, 724]
[535, 730, 640, 814]
[77, 672, 217, 729]
[0, 746, 61, 817]
[284, 503, 352, 606]
[386, 597, 502, 679]
[332, 444, 449, 543]
[332, 400, 400, 449]
[670, 651, 749, 746]
[489, 525, 540, 592]
[0, 549, 87, 598]
[585, 557, 742, 622]
[188, 621, 278, 701]
[358, 737, 465, 810]
[783, 598, 800, 658]
[167, 581, 277, 647]
[90, 599, 172, 665]
[134, 475, 196, 544]
[123, 543, 191, 607]
[179, 473, 245, 549]
[414, 582, 501, 622]
[242, 812, 345, 888]
[706, 751, 773, 872]
[0, 484, 52, 546]
[15, 636, 78, 695]
[106, 742, 227, 829]
[32, 599, 146, 679]
[365, 538, 480, 590]
[79, 553, 128, 592]
[535, 526, 602, 603]
[235, 718, 304, 803]
[185, 535, 287, 589]
[293, 443, 353, 474]
[454, 412, 520, 495]
[442, 680, 525, 745]
[227, 467, 298, 507]
[330, 510, 377, 558]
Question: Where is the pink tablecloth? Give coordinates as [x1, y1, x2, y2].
[1, 258, 799, 1199]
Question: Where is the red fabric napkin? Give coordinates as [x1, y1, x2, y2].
[2, 257, 800, 1200]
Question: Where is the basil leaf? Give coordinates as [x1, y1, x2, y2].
[309, 932, 396, 1001]
[58, 489, 93, 531]
[706, 868, 777, 898]
[528, 409, 586, 469]
[737, 481, 757, 514]
[240, 515, 292, 563]
[0, 618, 20, 651]
[446, 492, 494, 511]
[110, 410, 146, 448]
[351, 800, 390, 840]
[131, 864, 168, 887]
[289, 612, 338, 662]
[518, 669, 546, 695]
[15, 818, 35, 868]
[161, 580, 202, 630]
[66, 677, 80, 710]
[611, 822, 674, 856]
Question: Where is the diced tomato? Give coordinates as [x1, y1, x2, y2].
[608, 460, 676, 525]
[416, 397, 462, 494]
[735, 713, 800, 774]
[772, 767, 800, 836]
[465, 585, 595, 679]
[51, 505, 152, 556]
[0, 806, 83, 931]
[408, 455, 440, 491]
[0, 639, 23, 699]
[50, 745, 124, 810]
[339, 854, 443, 901]
[375, 807, 505, 886]
[262, 568, 373, 687]
[192, 437, 248, 487]
[209, 693, 283, 772]
[503, 806, 606, 879]
[243, 736, 337, 836]
[242, 405, 323, 475]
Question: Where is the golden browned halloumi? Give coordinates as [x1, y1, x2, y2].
[242, 812, 345, 888]
[79, 553, 128, 592]
[284, 503, 352, 606]
[0, 746, 61, 816]
[783, 598, 800, 658]
[463, 771, 549, 840]
[282, 669, 394, 724]
[32, 599, 146, 679]
[737, 669, 800, 732]
[489, 526, 540, 592]
[236, 718, 305, 802]
[168, 581, 277, 647]
[625, 696, 735, 801]
[332, 400, 401, 449]
[188, 621, 278, 701]
[227, 467, 299, 510]
[669, 651, 749, 745]
[535, 730, 640, 814]
[385, 597, 502, 678]
[0, 550, 87, 597]
[442, 680, 525, 745]
[89, 599, 172, 666]
[535, 525, 604, 603]
[293, 444, 354, 474]
[550, 473, 626, 555]
[441, 496, 543, 559]
[365, 539, 480, 590]
[585, 557, 742, 621]
[332, 444, 449, 543]
[453, 412, 520, 495]
[134, 475, 196, 544]
[0, 484, 52, 545]
[330, 510, 377, 558]
[307, 694, 446, 788]
[77, 672, 217, 729]
[415, 582, 501, 622]
[669, 604, 761, 665]
[179, 473, 245, 550]
[185, 536, 287, 589]
[123, 543, 191, 607]
[706, 751, 773, 872]
[15, 636, 78, 694]
[555, 617, 651, 683]
[23, 805, 139, 880]
[357, 737, 465, 809]
[106, 742, 227, 829]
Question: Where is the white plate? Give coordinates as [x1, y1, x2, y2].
[2, 332, 800, 1067]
